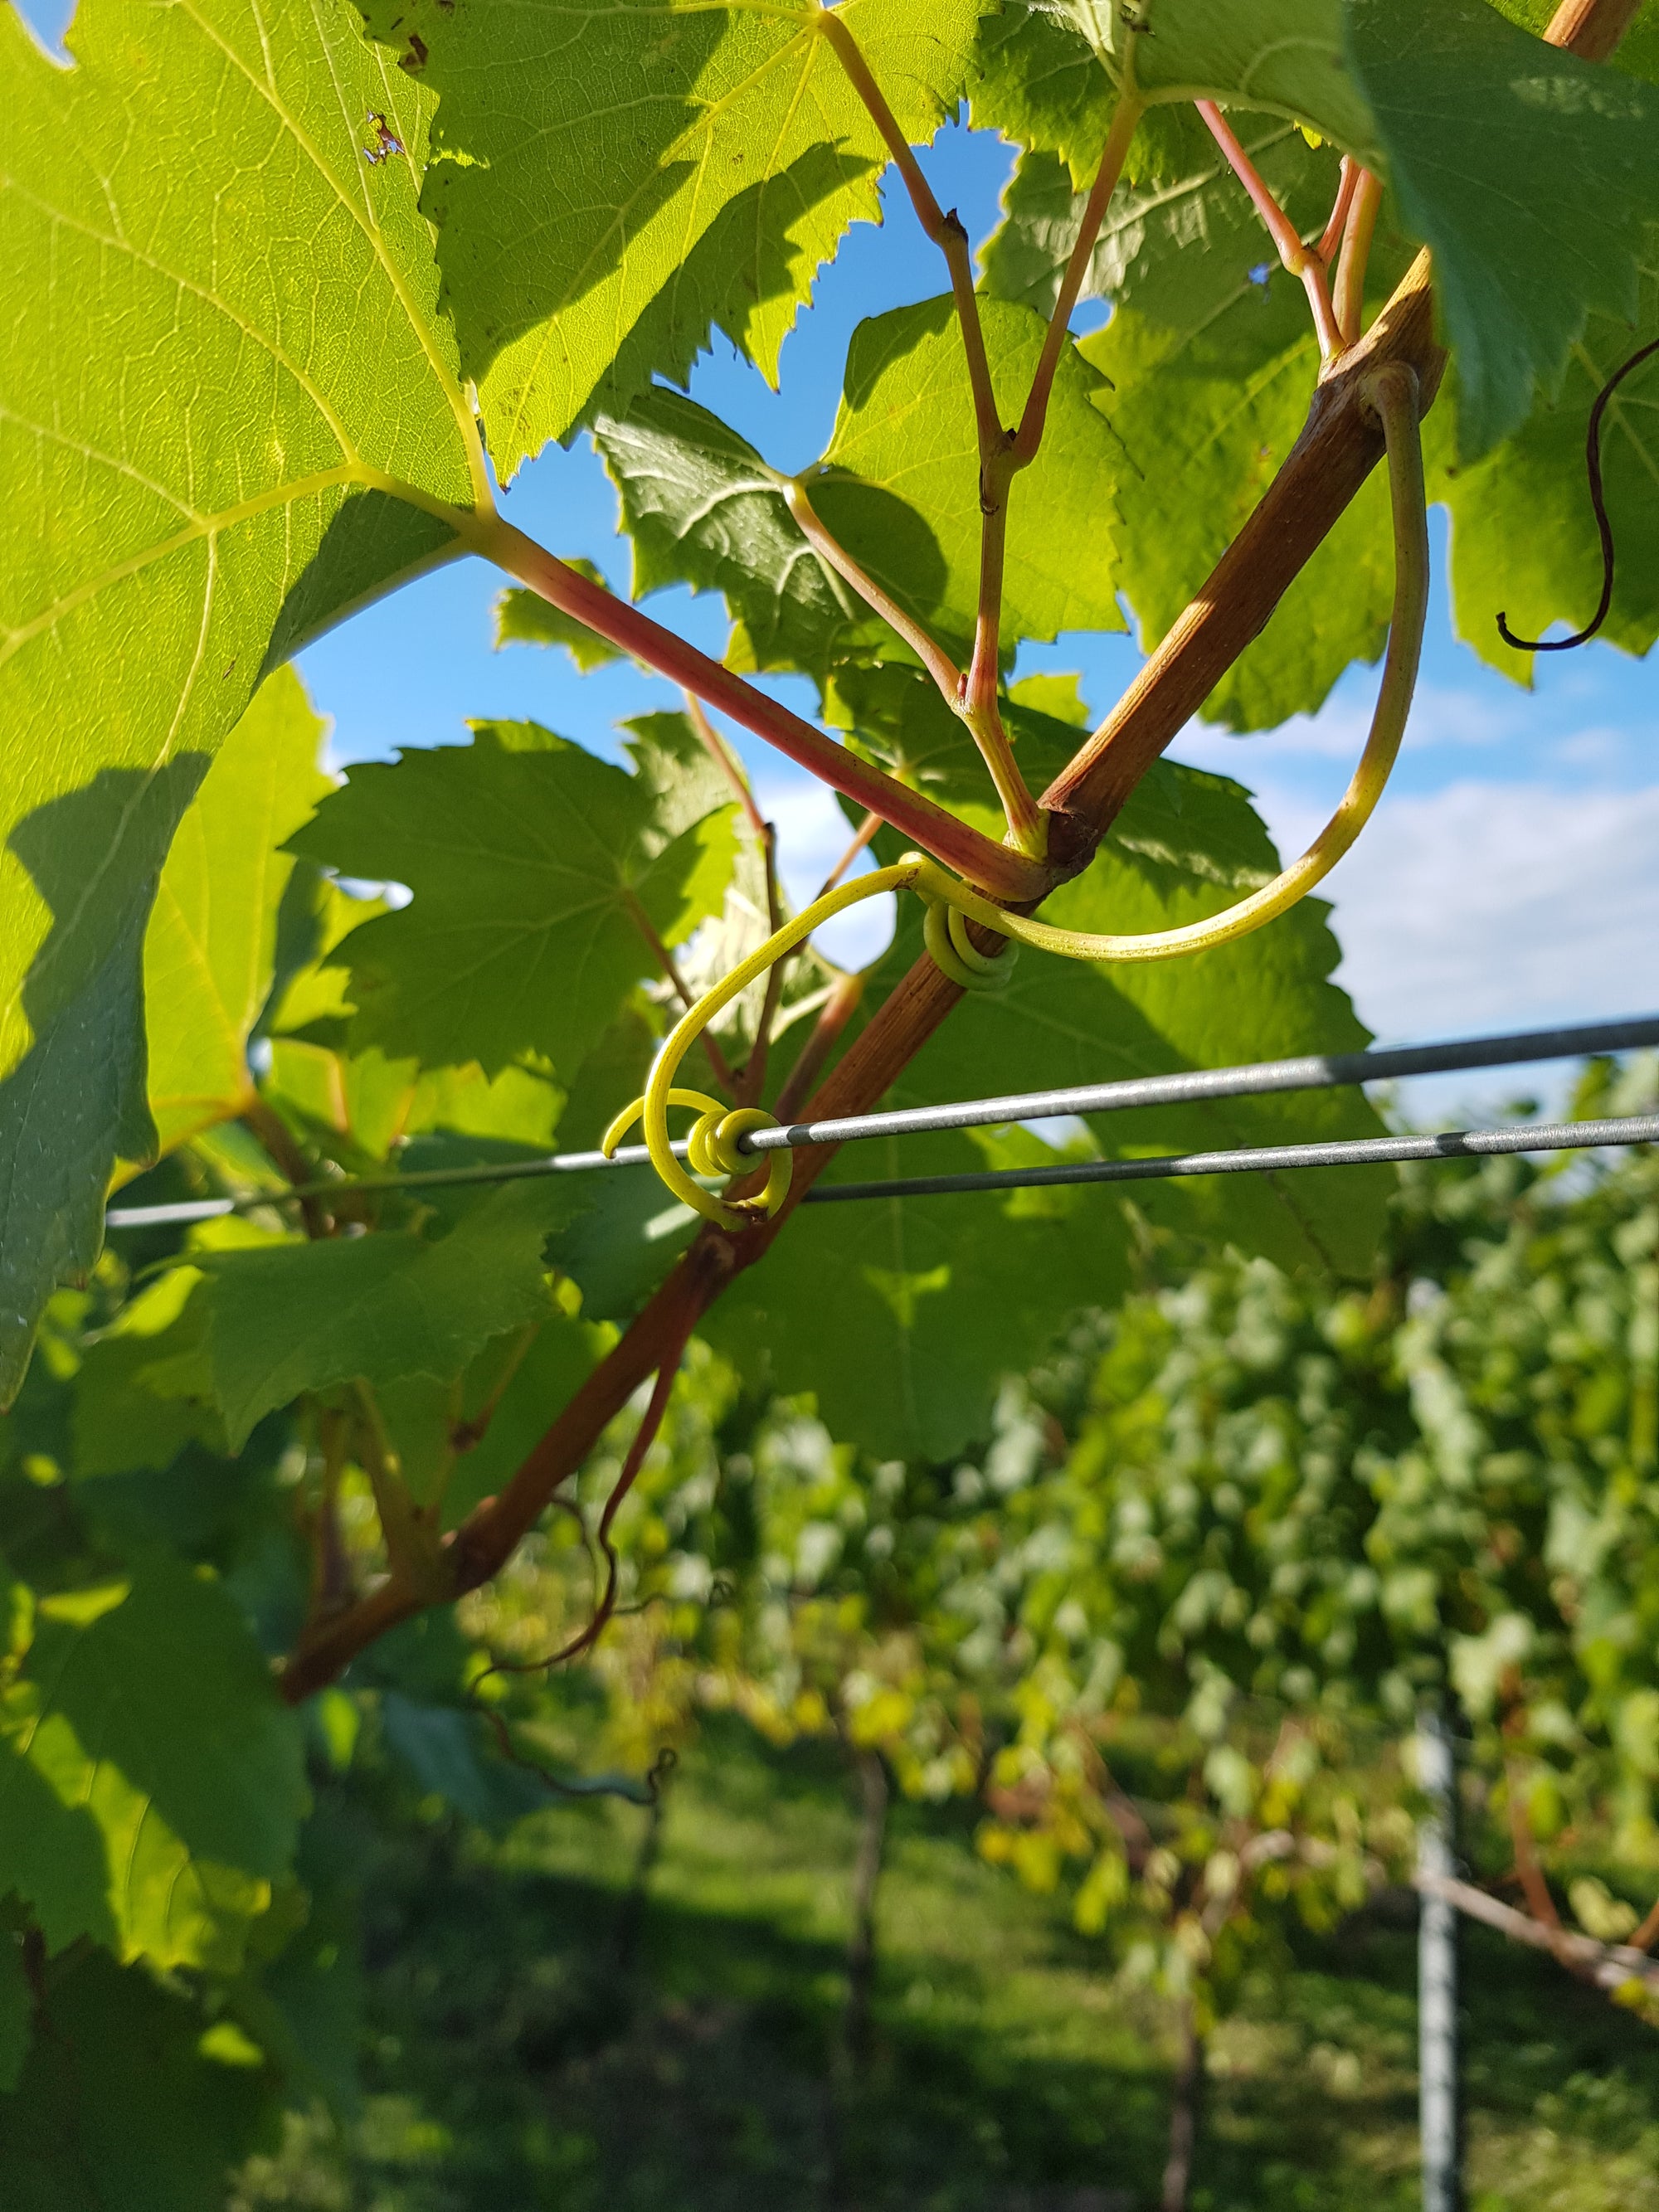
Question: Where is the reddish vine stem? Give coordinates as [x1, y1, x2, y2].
[276, 244, 1447, 1706]
[816, 810, 884, 901]
[1331, 168, 1383, 347]
[1010, 92, 1143, 469]
[486, 518, 1046, 902]
[814, 9, 1002, 459]
[1195, 100, 1343, 362]
[1316, 157, 1360, 268]
[625, 892, 741, 1098]
[475, 1325, 691, 1688]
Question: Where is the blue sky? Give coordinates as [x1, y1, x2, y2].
[28, 0, 1657, 1116]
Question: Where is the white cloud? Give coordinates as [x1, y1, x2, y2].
[750, 772, 896, 969]
[1170, 683, 1519, 771]
[1315, 779, 1659, 1045]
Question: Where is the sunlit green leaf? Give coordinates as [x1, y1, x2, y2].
[364, 0, 985, 477]
[0, 1557, 306, 1967]
[124, 669, 331, 1177]
[288, 724, 737, 1078]
[0, 0, 482, 1393]
[815, 294, 1126, 656]
[494, 561, 625, 672]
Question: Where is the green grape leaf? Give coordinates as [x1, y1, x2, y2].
[1060, 0, 1381, 158]
[983, 126, 1340, 332]
[362, 0, 984, 478]
[815, 294, 1127, 655]
[1007, 672, 1092, 727]
[967, 2, 1121, 182]
[71, 1268, 224, 1480]
[127, 668, 331, 1175]
[595, 390, 884, 678]
[287, 723, 738, 1077]
[716, 747, 1385, 1459]
[1079, 277, 1394, 729]
[1, 0, 484, 1396]
[426, 1310, 606, 1530]
[0, 1946, 275, 2212]
[494, 562, 625, 672]
[1344, 0, 1659, 457]
[192, 1175, 587, 1448]
[969, 4, 1213, 187]
[1432, 269, 1659, 672]
[0, 1556, 307, 1968]
[0, 1924, 25, 2098]
[708, 1113, 1135, 1463]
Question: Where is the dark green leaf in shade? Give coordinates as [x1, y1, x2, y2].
[0, 1947, 275, 2212]
[1343, 0, 1659, 457]
[379, 1694, 551, 1830]
[0, 1923, 26, 2096]
[71, 1268, 223, 1480]
[494, 561, 625, 672]
[358, 0, 985, 478]
[1429, 273, 1659, 676]
[192, 1174, 587, 1449]
[0, 1557, 307, 1967]
[287, 723, 737, 1078]
[0, 0, 481, 1391]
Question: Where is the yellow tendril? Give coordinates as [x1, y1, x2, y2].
[610, 365, 1427, 1232]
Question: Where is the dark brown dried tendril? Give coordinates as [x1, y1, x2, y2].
[1497, 334, 1659, 653]
[468, 1324, 695, 1801]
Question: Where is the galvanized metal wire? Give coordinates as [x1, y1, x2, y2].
[103, 1014, 1659, 1231]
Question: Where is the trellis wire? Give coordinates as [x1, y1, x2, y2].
[103, 1013, 1659, 1230]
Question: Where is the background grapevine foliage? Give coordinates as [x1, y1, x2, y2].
[1, 0, 1657, 2195]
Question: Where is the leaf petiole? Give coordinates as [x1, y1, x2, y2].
[1194, 100, 1343, 362]
[480, 516, 1048, 902]
[1331, 168, 1384, 348]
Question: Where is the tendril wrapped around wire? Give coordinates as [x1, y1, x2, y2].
[601, 367, 1428, 1236]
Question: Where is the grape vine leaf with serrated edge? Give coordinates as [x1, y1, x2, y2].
[966, 3, 1212, 188]
[255, 878, 567, 1164]
[815, 294, 1127, 655]
[118, 668, 331, 1180]
[0, 0, 487, 1399]
[982, 127, 1340, 332]
[595, 391, 888, 679]
[358, 0, 985, 479]
[287, 724, 738, 1078]
[0, 1555, 307, 1968]
[1078, 274, 1395, 731]
[0, 1944, 276, 2212]
[191, 1173, 589, 1450]
[712, 727, 1386, 1459]
[71, 1267, 225, 1480]
[1343, 0, 1659, 458]
[1059, 0, 1383, 160]
[494, 562, 625, 673]
[1431, 274, 1659, 673]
